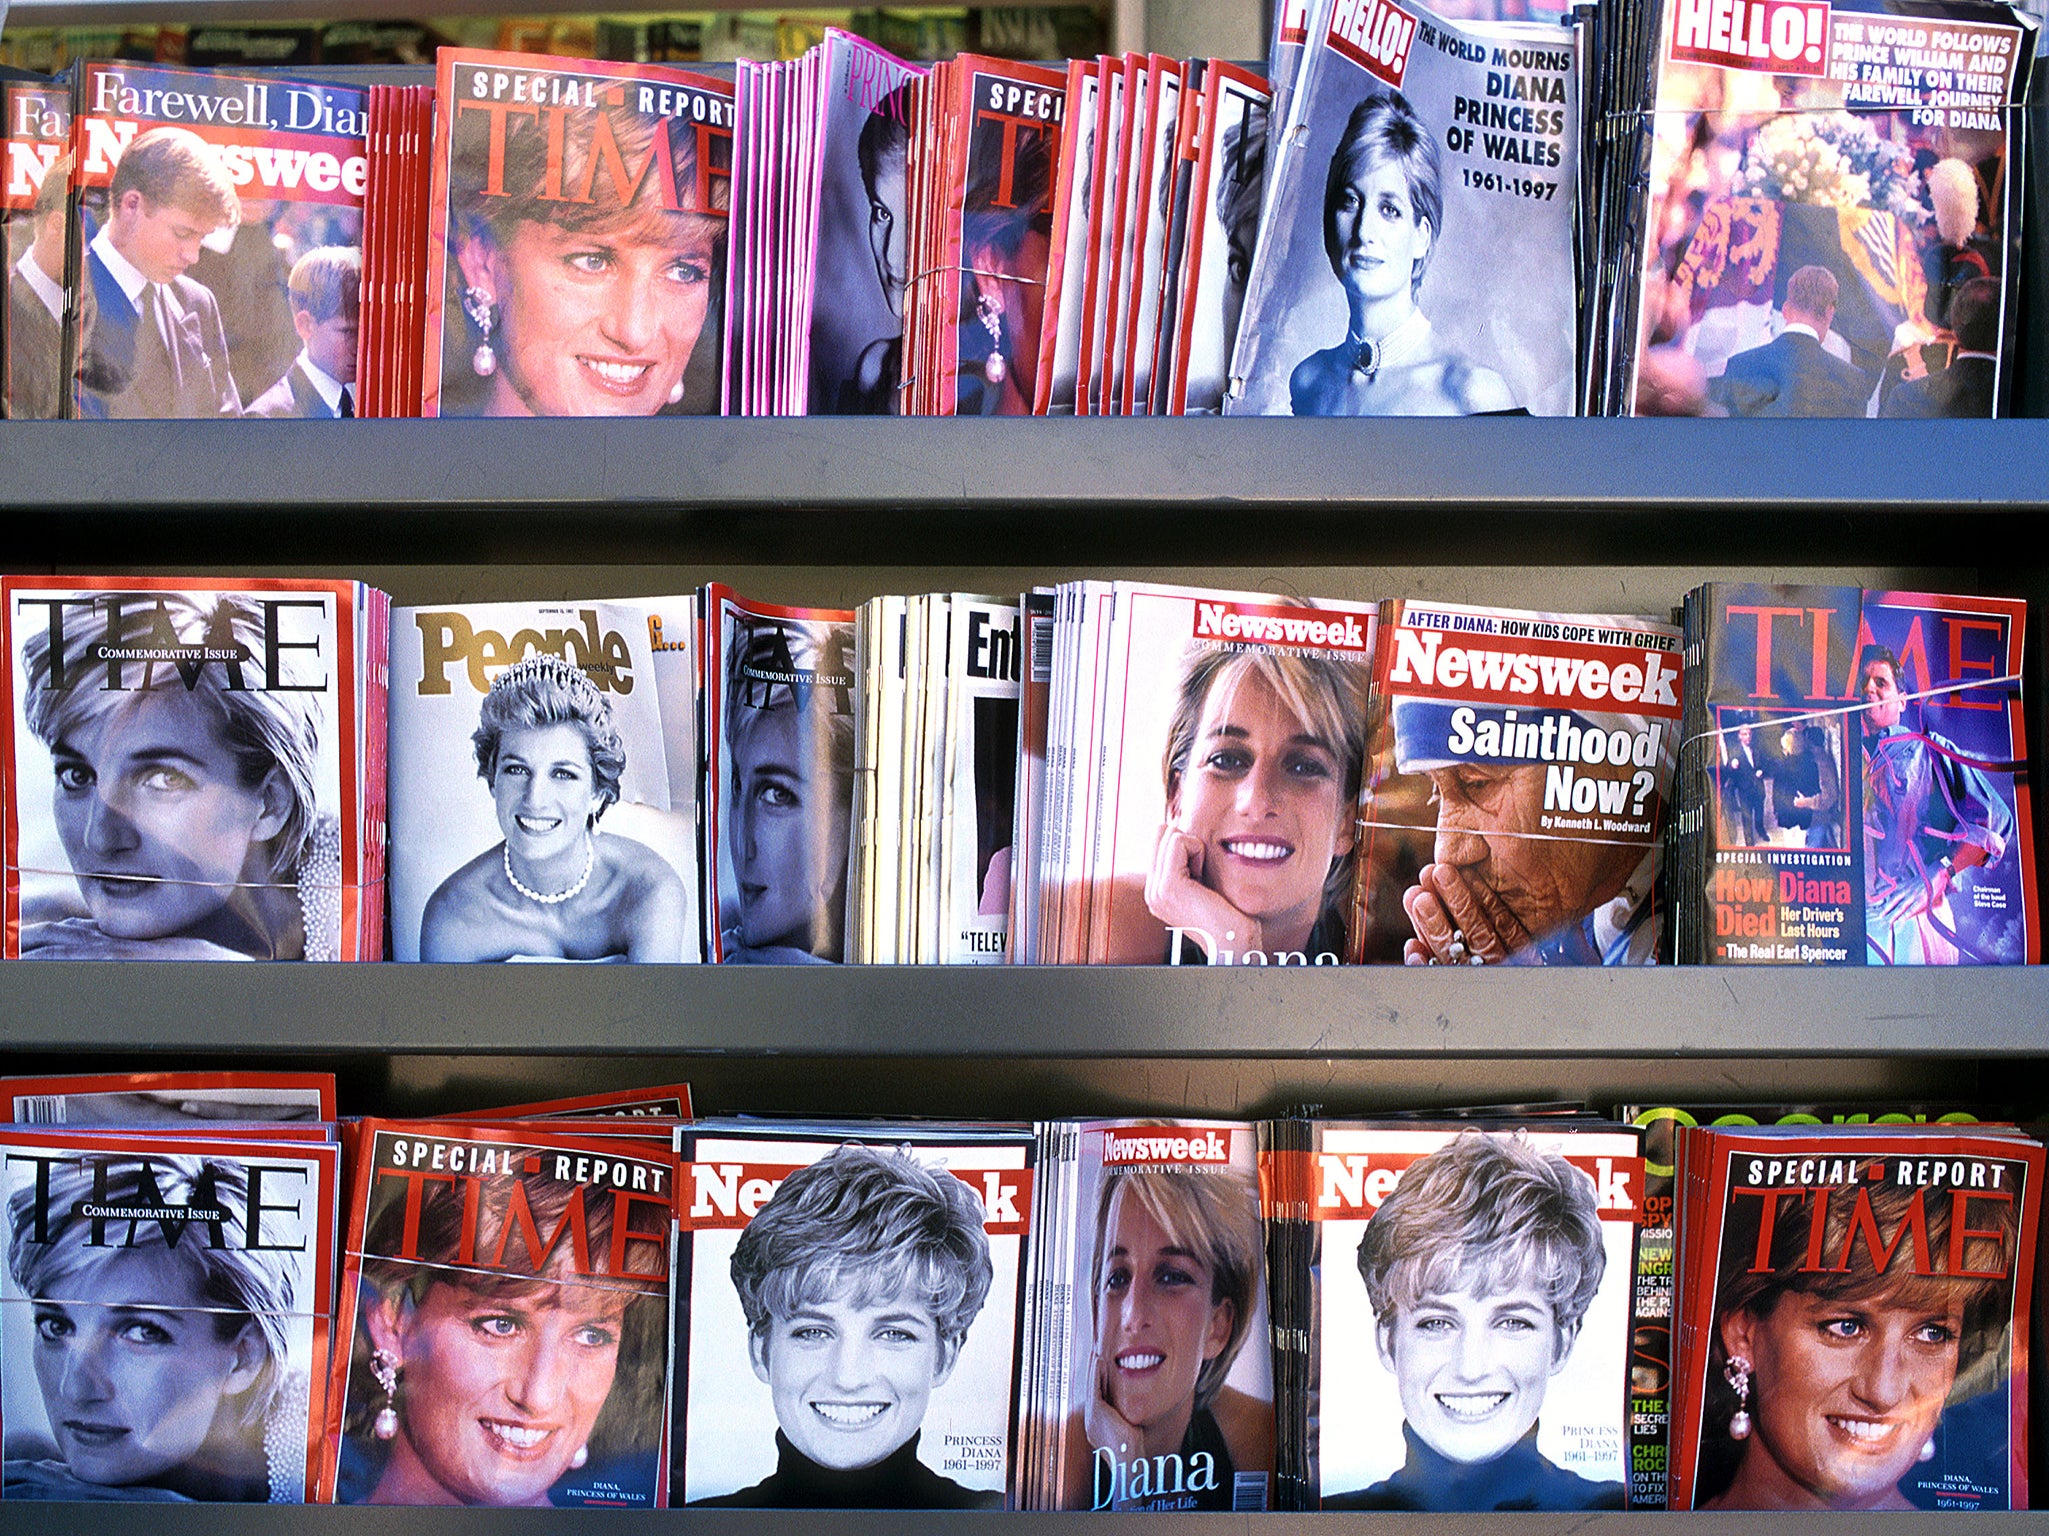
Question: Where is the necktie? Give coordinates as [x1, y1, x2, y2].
[338, 386, 354, 418]
[148, 283, 184, 394]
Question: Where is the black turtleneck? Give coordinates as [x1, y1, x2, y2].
[1322, 1421, 1625, 1512]
[689, 1430, 1001, 1509]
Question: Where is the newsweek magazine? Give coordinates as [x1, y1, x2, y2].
[1042, 583, 1377, 965]
[1281, 1122, 1639, 1510]
[422, 48, 734, 418]
[0, 1071, 337, 1126]
[1625, 0, 2036, 417]
[3, 76, 69, 420]
[1, 576, 391, 962]
[1021, 1119, 1275, 1511]
[808, 30, 922, 413]
[673, 1122, 1034, 1507]
[0, 1127, 341, 1502]
[387, 598, 699, 963]
[1675, 583, 2035, 964]
[1667, 1124, 2042, 1509]
[1228, 0, 1581, 415]
[1617, 1101, 1987, 1508]
[701, 585, 856, 963]
[1351, 601, 1681, 964]
[66, 63, 367, 419]
[320, 1120, 676, 1507]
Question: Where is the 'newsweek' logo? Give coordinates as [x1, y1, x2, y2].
[1194, 601, 1369, 654]
[1328, 0, 1418, 86]
[1671, 0, 1830, 76]
[1103, 1128, 1233, 1166]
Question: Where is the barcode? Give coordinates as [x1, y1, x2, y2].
[1232, 1472, 1268, 1512]
[1030, 616, 1054, 681]
[15, 1096, 64, 1125]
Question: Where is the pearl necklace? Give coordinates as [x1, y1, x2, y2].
[1350, 308, 1432, 380]
[504, 836, 594, 905]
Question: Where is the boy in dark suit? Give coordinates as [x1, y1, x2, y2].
[248, 246, 360, 418]
[1882, 277, 2000, 419]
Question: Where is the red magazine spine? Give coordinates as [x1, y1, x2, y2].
[419, 51, 459, 417]
[1031, 59, 1090, 416]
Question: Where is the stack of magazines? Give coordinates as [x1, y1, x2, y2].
[0, 1069, 2039, 1510]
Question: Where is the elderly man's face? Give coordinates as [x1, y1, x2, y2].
[1424, 762, 1638, 945]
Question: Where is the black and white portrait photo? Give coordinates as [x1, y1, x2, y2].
[387, 599, 699, 963]
[678, 1135, 1029, 1507]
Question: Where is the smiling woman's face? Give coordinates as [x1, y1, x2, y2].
[1377, 1278, 1567, 1465]
[751, 1287, 954, 1471]
[490, 721, 600, 866]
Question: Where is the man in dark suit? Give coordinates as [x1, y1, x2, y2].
[77, 125, 243, 419]
[1708, 264, 1874, 418]
[6, 154, 71, 420]
[1882, 276, 1999, 418]
[248, 245, 360, 419]
[1718, 722, 1767, 846]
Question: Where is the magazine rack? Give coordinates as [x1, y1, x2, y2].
[1, 414, 2046, 1534]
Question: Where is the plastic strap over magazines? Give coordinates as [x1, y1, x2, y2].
[1680, 669, 2024, 757]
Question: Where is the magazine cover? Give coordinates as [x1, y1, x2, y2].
[422, 48, 734, 418]
[1034, 1120, 1275, 1510]
[674, 1123, 1034, 1506]
[3, 78, 70, 420]
[1032, 60, 1098, 415]
[387, 598, 698, 963]
[450, 1084, 695, 1120]
[1627, 0, 2036, 417]
[942, 597, 1021, 964]
[321, 1120, 676, 1507]
[1683, 584, 2034, 964]
[1353, 600, 1682, 964]
[701, 585, 856, 964]
[1306, 1123, 1639, 1510]
[2, 576, 388, 962]
[1171, 62, 1271, 415]
[1617, 1101, 1986, 1508]
[67, 62, 367, 419]
[1228, 0, 1581, 415]
[939, 57, 1066, 415]
[1, 1071, 336, 1125]
[1668, 1125, 2042, 1509]
[808, 30, 922, 413]
[0, 1128, 340, 1502]
[1062, 583, 1378, 965]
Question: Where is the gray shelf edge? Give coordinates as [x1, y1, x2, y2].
[1, 1507, 2041, 1532]
[5, 417, 2049, 515]
[0, 962, 2041, 1057]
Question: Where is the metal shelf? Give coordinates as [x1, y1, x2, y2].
[0, 961, 2042, 1058]
[3, 417, 2048, 566]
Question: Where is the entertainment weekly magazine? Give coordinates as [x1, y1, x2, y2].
[1229, 0, 1580, 416]
[3, 77, 70, 420]
[673, 1123, 1034, 1507]
[701, 586, 857, 963]
[1353, 601, 1682, 964]
[1022, 1119, 1275, 1511]
[387, 598, 699, 963]
[1668, 1125, 2042, 1509]
[1618, 1101, 1985, 1508]
[0, 1128, 342, 1503]
[1288, 1123, 1639, 1510]
[422, 49, 734, 418]
[66, 62, 367, 419]
[1626, 0, 2037, 417]
[1046, 583, 1378, 965]
[321, 1120, 677, 1508]
[1677, 583, 2035, 964]
[1, 577, 390, 962]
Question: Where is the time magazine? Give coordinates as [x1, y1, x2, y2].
[320, 1120, 677, 1507]
[1667, 1124, 2042, 1509]
[1, 576, 390, 962]
[65, 62, 368, 419]
[387, 597, 699, 963]
[0, 1127, 341, 1502]
[422, 48, 734, 418]
[673, 1121, 1034, 1506]
[1, 1070, 337, 1126]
